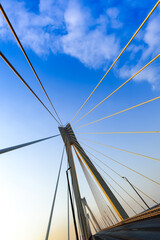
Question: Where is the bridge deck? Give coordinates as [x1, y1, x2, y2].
[94, 205, 160, 240]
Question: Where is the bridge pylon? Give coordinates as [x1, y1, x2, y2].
[82, 197, 101, 233]
[59, 125, 91, 240]
[59, 124, 129, 239]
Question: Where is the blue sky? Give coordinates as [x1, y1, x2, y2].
[0, 0, 160, 240]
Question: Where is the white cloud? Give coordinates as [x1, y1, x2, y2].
[62, 1, 120, 68]
[0, 0, 159, 88]
[0, 13, 7, 38]
[143, 11, 160, 60]
[39, 0, 66, 27]
[119, 63, 160, 89]
[117, 6, 160, 90]
[0, 0, 120, 68]
[106, 7, 122, 29]
[0, 0, 63, 54]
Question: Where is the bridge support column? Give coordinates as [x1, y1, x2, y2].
[82, 198, 101, 232]
[59, 126, 90, 240]
[60, 124, 129, 221]
[82, 198, 92, 237]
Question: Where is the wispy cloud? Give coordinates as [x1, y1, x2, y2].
[118, 6, 160, 90]
[0, 0, 121, 66]
[0, 0, 160, 87]
[61, 1, 120, 68]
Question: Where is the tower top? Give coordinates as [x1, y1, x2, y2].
[59, 123, 77, 145]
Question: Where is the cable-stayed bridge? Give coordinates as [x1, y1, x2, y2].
[0, 1, 160, 240]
